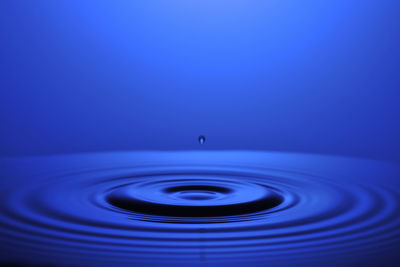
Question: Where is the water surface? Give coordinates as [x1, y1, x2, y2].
[0, 151, 399, 266]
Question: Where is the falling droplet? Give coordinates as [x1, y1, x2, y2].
[198, 136, 206, 145]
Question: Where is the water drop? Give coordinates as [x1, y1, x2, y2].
[198, 136, 206, 145]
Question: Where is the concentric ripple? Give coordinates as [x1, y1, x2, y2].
[106, 176, 283, 220]
[0, 151, 399, 266]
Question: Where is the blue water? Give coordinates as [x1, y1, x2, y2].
[0, 152, 399, 266]
[1, 1, 400, 266]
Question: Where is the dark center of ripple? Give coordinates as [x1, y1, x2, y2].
[106, 178, 284, 217]
[164, 185, 231, 194]
[173, 190, 219, 200]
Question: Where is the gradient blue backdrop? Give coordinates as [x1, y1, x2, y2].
[1, 0, 399, 161]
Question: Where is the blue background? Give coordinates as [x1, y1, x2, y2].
[1, 0, 400, 160]
[1, 2, 400, 266]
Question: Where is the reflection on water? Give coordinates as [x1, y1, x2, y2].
[0, 151, 399, 267]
